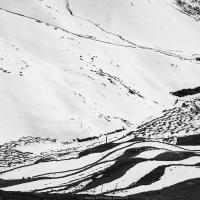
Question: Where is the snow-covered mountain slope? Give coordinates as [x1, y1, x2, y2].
[0, 0, 200, 144]
[1, 99, 200, 197]
[69, 0, 200, 54]
[0, 124, 200, 197]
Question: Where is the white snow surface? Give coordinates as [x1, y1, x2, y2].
[109, 165, 200, 196]
[81, 156, 200, 194]
[0, 0, 200, 143]
[1, 0, 200, 196]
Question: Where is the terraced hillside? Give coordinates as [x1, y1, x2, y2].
[0, 99, 200, 199]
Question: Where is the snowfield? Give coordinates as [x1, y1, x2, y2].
[0, 0, 200, 144]
[1, 0, 200, 198]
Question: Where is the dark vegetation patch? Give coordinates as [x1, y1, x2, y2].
[176, 134, 200, 145]
[66, 128, 126, 144]
[0, 190, 103, 200]
[154, 151, 197, 161]
[36, 147, 153, 193]
[129, 165, 166, 187]
[34, 157, 54, 164]
[176, 0, 200, 16]
[195, 162, 200, 166]
[126, 137, 148, 143]
[129, 178, 200, 200]
[171, 86, 200, 97]
[81, 148, 148, 192]
[108, 128, 125, 135]
[0, 177, 50, 188]
[0, 68, 10, 74]
[76, 136, 98, 142]
[2, 178, 200, 200]
[79, 142, 120, 157]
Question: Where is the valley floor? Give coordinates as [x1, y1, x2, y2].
[1, 178, 200, 200]
[1, 100, 200, 199]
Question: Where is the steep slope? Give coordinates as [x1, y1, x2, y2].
[0, 0, 156, 144]
[0, 1, 200, 146]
